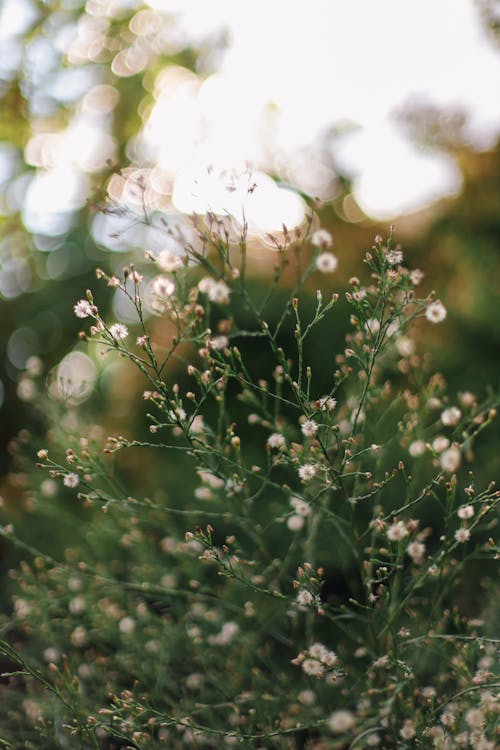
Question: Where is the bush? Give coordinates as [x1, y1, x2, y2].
[0, 207, 498, 749]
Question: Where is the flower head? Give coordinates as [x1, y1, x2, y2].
[63, 473, 79, 488]
[316, 252, 338, 273]
[425, 300, 447, 323]
[74, 300, 94, 319]
[109, 323, 128, 341]
[298, 464, 316, 481]
[311, 229, 333, 248]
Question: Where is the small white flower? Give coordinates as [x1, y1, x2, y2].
[311, 229, 333, 248]
[267, 433, 286, 449]
[287, 514, 305, 531]
[290, 497, 312, 517]
[74, 300, 93, 318]
[396, 336, 415, 357]
[301, 419, 318, 438]
[63, 473, 79, 488]
[387, 521, 408, 542]
[432, 436, 450, 453]
[298, 464, 316, 481]
[296, 589, 314, 606]
[454, 527, 470, 544]
[409, 268, 424, 285]
[301, 658, 324, 678]
[109, 323, 128, 341]
[209, 335, 229, 351]
[199, 277, 230, 304]
[457, 504, 474, 520]
[315, 252, 338, 273]
[327, 709, 356, 733]
[406, 541, 425, 563]
[318, 395, 337, 411]
[409, 440, 426, 457]
[425, 300, 447, 323]
[151, 276, 175, 300]
[440, 445, 461, 473]
[157, 249, 183, 273]
[386, 250, 403, 266]
[440, 406, 462, 426]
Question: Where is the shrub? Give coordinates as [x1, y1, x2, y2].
[1, 205, 498, 749]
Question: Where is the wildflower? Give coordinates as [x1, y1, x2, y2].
[267, 433, 285, 449]
[311, 229, 332, 248]
[298, 464, 316, 481]
[298, 690, 316, 705]
[396, 336, 415, 356]
[316, 252, 338, 273]
[37, 449, 48, 460]
[63, 473, 79, 488]
[432, 436, 450, 453]
[440, 445, 461, 473]
[301, 419, 318, 438]
[209, 335, 229, 351]
[386, 250, 403, 266]
[301, 658, 324, 678]
[199, 277, 231, 304]
[109, 323, 128, 341]
[152, 276, 175, 298]
[400, 721, 416, 740]
[136, 335, 148, 347]
[387, 521, 408, 542]
[465, 708, 484, 729]
[457, 504, 474, 519]
[296, 590, 314, 607]
[318, 395, 337, 411]
[327, 709, 356, 733]
[407, 541, 425, 563]
[287, 515, 304, 531]
[157, 249, 183, 273]
[119, 617, 136, 634]
[454, 527, 470, 543]
[459, 390, 476, 407]
[211, 621, 239, 646]
[440, 406, 462, 426]
[410, 268, 425, 285]
[290, 497, 312, 517]
[409, 439, 426, 457]
[425, 300, 447, 323]
[74, 300, 93, 318]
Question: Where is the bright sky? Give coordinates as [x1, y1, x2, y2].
[2, 0, 500, 239]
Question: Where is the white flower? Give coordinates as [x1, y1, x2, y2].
[425, 300, 447, 323]
[63, 473, 79, 488]
[152, 275, 175, 299]
[432, 436, 450, 453]
[287, 514, 304, 531]
[454, 527, 470, 544]
[440, 445, 461, 473]
[74, 300, 93, 318]
[290, 497, 312, 517]
[396, 336, 415, 357]
[386, 250, 403, 266]
[409, 440, 426, 457]
[296, 590, 314, 606]
[327, 709, 356, 733]
[440, 406, 462, 427]
[298, 464, 316, 481]
[457, 504, 474, 520]
[311, 229, 333, 248]
[267, 433, 286, 449]
[409, 268, 425, 285]
[209, 335, 229, 351]
[315, 252, 338, 273]
[109, 323, 128, 341]
[199, 277, 231, 304]
[318, 395, 337, 411]
[301, 658, 324, 678]
[387, 521, 408, 542]
[406, 541, 425, 563]
[157, 249, 183, 273]
[465, 708, 484, 729]
[301, 419, 318, 438]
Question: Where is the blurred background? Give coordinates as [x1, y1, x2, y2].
[1, 0, 500, 526]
